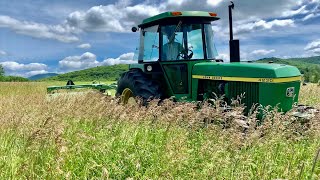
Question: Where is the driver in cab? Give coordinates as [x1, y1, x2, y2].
[161, 26, 184, 61]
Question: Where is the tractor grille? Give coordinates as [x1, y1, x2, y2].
[228, 82, 259, 113]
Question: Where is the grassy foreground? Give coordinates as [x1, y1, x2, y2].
[0, 82, 319, 179]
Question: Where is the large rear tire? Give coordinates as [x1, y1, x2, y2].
[116, 69, 162, 104]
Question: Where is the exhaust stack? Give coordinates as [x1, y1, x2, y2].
[229, 1, 240, 62]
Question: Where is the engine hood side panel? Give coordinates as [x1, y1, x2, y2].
[192, 62, 301, 78]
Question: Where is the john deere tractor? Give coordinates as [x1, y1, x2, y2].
[117, 3, 301, 113]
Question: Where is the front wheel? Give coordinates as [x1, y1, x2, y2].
[116, 69, 162, 105]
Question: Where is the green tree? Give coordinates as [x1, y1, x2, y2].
[303, 68, 310, 82]
[312, 66, 320, 83]
[0, 64, 4, 76]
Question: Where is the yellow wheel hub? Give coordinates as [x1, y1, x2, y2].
[121, 88, 136, 105]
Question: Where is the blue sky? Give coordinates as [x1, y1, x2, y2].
[0, 0, 319, 77]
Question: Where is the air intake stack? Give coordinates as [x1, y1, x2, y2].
[229, 1, 240, 62]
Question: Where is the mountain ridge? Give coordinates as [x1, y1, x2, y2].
[28, 73, 59, 80]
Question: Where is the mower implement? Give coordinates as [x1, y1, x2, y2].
[47, 80, 117, 94]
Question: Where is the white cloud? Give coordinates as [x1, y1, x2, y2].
[235, 19, 294, 35]
[206, 0, 224, 7]
[101, 52, 136, 66]
[282, 5, 308, 17]
[0, 15, 79, 43]
[77, 43, 91, 49]
[305, 39, 320, 50]
[216, 53, 229, 61]
[0, 61, 49, 77]
[59, 52, 100, 71]
[232, 0, 303, 20]
[216, 51, 254, 62]
[59, 52, 136, 72]
[302, 13, 320, 21]
[118, 53, 134, 60]
[167, 0, 186, 6]
[311, 49, 320, 54]
[25, 70, 49, 77]
[162, 0, 303, 21]
[66, 4, 160, 32]
[301, 1, 320, 21]
[251, 49, 275, 56]
[0, 50, 7, 56]
[58, 0, 305, 39]
[0, 0, 311, 42]
[305, 39, 320, 54]
[0, 61, 47, 71]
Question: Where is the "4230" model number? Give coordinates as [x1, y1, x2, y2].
[258, 78, 274, 82]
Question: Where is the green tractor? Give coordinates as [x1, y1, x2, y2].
[116, 3, 301, 113]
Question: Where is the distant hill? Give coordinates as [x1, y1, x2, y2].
[43, 64, 129, 81]
[29, 73, 59, 80]
[256, 56, 320, 66]
[257, 56, 320, 83]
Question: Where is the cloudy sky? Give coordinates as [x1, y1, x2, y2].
[0, 0, 319, 77]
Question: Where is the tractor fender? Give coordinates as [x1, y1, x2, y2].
[129, 64, 145, 72]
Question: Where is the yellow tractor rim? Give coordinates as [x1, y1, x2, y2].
[121, 88, 136, 105]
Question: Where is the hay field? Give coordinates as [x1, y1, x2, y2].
[0, 82, 319, 179]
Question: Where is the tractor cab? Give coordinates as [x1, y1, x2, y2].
[136, 11, 220, 62]
[129, 11, 222, 98]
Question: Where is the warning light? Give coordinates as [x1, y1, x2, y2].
[171, 12, 182, 16]
[209, 12, 217, 16]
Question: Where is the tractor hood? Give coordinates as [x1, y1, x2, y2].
[192, 62, 301, 79]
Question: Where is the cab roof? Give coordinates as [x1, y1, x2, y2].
[138, 11, 220, 28]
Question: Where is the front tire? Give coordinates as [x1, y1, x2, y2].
[116, 69, 162, 104]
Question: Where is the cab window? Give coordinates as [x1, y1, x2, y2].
[139, 25, 159, 62]
[204, 24, 218, 59]
[161, 24, 205, 61]
[187, 24, 204, 59]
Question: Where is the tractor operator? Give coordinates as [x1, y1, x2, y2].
[161, 26, 184, 61]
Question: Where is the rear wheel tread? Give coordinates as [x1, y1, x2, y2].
[117, 69, 162, 104]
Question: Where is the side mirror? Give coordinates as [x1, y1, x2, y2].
[131, 27, 138, 32]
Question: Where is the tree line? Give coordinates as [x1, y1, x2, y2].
[257, 57, 320, 83]
[301, 66, 320, 83]
[0, 64, 29, 82]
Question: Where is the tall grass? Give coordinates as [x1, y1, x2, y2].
[299, 83, 320, 109]
[0, 82, 319, 179]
